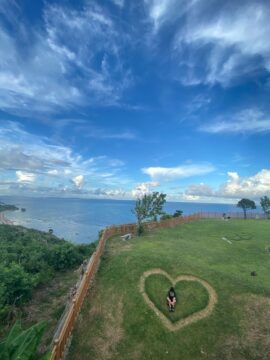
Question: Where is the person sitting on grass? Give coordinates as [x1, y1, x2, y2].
[167, 287, 177, 312]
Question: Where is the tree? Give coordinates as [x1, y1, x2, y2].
[160, 213, 172, 221]
[133, 192, 166, 235]
[173, 210, 183, 218]
[260, 196, 270, 218]
[237, 198, 256, 219]
[160, 209, 183, 221]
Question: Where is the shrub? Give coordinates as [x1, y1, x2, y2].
[160, 213, 173, 221]
[173, 210, 183, 217]
[137, 223, 145, 236]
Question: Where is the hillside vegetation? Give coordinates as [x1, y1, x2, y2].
[69, 219, 270, 360]
[0, 224, 95, 326]
[0, 203, 18, 212]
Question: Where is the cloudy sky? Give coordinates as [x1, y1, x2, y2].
[0, 0, 269, 203]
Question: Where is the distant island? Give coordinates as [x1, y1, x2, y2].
[0, 202, 18, 212]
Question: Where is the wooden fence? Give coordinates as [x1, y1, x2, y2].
[50, 210, 265, 359]
[200, 211, 267, 219]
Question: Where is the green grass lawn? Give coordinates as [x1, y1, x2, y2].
[68, 219, 270, 360]
[145, 275, 209, 323]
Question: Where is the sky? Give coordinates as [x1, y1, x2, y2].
[0, 0, 269, 204]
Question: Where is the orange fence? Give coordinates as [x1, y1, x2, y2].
[50, 226, 115, 360]
[200, 211, 266, 219]
[50, 210, 264, 359]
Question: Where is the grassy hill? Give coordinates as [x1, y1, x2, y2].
[68, 218, 270, 360]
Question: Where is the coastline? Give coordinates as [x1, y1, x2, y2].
[0, 212, 14, 225]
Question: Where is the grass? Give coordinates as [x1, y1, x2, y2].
[145, 275, 209, 323]
[68, 219, 270, 360]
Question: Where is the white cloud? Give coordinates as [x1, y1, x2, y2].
[142, 163, 215, 181]
[72, 175, 84, 189]
[132, 181, 159, 198]
[219, 170, 270, 198]
[171, 1, 270, 85]
[200, 109, 270, 134]
[110, 0, 124, 8]
[0, 121, 128, 196]
[16, 171, 36, 183]
[103, 188, 127, 197]
[0, 2, 131, 115]
[47, 169, 59, 175]
[184, 170, 270, 201]
[185, 183, 214, 197]
[145, 0, 197, 31]
[0, 122, 72, 172]
[145, 0, 170, 29]
[182, 194, 200, 201]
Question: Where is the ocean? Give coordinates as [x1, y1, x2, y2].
[1, 196, 244, 243]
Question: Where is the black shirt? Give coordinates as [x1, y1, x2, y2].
[168, 290, 176, 301]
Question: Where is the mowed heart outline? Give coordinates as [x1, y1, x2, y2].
[139, 269, 218, 331]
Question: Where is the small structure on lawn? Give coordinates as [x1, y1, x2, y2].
[121, 233, 132, 241]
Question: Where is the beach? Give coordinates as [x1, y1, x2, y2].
[0, 212, 14, 225]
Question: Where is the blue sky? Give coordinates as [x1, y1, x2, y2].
[0, 0, 269, 203]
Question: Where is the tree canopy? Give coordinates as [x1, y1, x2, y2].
[260, 196, 270, 218]
[236, 198, 256, 219]
[133, 192, 166, 235]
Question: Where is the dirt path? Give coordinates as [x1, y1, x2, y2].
[139, 268, 218, 332]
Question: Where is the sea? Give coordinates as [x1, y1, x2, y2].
[1, 196, 247, 244]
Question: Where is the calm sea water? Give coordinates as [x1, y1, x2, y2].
[2, 196, 242, 243]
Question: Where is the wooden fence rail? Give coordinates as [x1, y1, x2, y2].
[50, 211, 264, 359]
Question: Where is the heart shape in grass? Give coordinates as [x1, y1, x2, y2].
[139, 269, 217, 331]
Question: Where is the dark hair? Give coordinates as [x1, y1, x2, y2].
[170, 287, 174, 292]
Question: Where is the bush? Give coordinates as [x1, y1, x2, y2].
[160, 210, 183, 221]
[160, 213, 173, 221]
[47, 244, 83, 271]
[137, 223, 145, 236]
[0, 225, 95, 324]
[0, 263, 35, 305]
[173, 210, 183, 217]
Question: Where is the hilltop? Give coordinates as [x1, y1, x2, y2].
[69, 218, 270, 360]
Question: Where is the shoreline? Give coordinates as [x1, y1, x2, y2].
[0, 212, 14, 225]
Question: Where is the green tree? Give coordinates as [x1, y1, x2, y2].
[133, 192, 166, 235]
[237, 198, 256, 219]
[0, 263, 35, 305]
[260, 196, 270, 218]
[160, 213, 172, 221]
[160, 209, 183, 221]
[173, 210, 183, 218]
